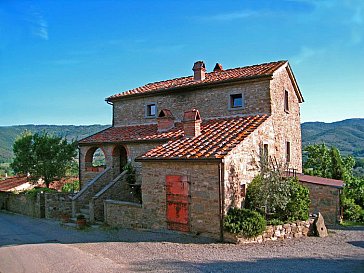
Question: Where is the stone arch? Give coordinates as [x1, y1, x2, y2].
[111, 145, 128, 173]
[84, 146, 106, 172]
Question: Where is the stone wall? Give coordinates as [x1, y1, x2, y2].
[0, 192, 8, 209]
[45, 193, 74, 219]
[113, 80, 271, 126]
[5, 193, 43, 218]
[104, 200, 144, 228]
[223, 118, 275, 209]
[301, 182, 341, 225]
[90, 172, 140, 222]
[224, 219, 314, 244]
[270, 64, 302, 172]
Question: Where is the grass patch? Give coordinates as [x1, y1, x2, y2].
[340, 220, 364, 227]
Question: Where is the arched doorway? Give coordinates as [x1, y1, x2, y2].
[84, 147, 106, 172]
[112, 145, 128, 173]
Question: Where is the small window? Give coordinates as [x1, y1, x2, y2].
[230, 94, 243, 109]
[286, 141, 291, 163]
[284, 90, 289, 112]
[146, 103, 156, 117]
[263, 144, 269, 161]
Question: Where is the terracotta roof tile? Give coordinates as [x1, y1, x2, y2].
[138, 115, 269, 160]
[0, 176, 29, 191]
[107, 61, 286, 100]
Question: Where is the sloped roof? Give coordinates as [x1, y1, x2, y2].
[137, 115, 269, 160]
[79, 124, 183, 144]
[0, 176, 29, 191]
[107, 61, 287, 101]
[296, 174, 344, 188]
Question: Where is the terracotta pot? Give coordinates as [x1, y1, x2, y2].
[61, 214, 70, 223]
[76, 218, 87, 229]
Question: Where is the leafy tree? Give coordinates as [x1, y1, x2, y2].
[11, 132, 77, 188]
[303, 144, 363, 223]
[10, 131, 34, 175]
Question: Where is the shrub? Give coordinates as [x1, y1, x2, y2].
[245, 173, 310, 222]
[342, 196, 363, 222]
[61, 180, 80, 193]
[224, 208, 266, 238]
[25, 187, 56, 199]
[123, 163, 136, 184]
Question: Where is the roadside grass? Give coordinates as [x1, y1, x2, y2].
[340, 220, 364, 227]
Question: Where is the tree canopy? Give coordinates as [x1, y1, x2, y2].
[11, 131, 77, 187]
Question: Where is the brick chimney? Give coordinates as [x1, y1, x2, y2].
[213, 63, 223, 72]
[182, 109, 201, 138]
[192, 61, 206, 81]
[157, 109, 175, 132]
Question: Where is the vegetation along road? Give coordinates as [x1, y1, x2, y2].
[0, 211, 363, 273]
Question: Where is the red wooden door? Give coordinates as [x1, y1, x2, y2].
[166, 175, 190, 232]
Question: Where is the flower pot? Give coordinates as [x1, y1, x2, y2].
[61, 213, 70, 223]
[76, 218, 87, 229]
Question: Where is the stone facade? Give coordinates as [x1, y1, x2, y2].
[2, 192, 44, 218]
[270, 65, 303, 172]
[113, 80, 271, 127]
[301, 181, 341, 225]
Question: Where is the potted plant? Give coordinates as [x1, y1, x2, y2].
[76, 214, 87, 229]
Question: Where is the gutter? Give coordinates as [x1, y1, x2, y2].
[135, 157, 223, 163]
[106, 100, 114, 127]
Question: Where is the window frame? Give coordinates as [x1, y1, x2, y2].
[284, 90, 289, 113]
[286, 141, 291, 163]
[229, 93, 244, 110]
[145, 103, 157, 118]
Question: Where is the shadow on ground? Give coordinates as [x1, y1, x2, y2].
[129, 257, 364, 273]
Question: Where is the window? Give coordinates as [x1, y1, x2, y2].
[284, 90, 289, 112]
[263, 143, 269, 162]
[286, 141, 291, 163]
[146, 103, 156, 117]
[230, 94, 243, 109]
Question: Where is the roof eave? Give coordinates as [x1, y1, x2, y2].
[135, 157, 223, 163]
[286, 63, 304, 103]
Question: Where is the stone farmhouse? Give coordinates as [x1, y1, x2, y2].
[74, 60, 307, 238]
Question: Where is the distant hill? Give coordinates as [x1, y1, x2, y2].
[0, 125, 110, 163]
[302, 118, 364, 157]
[0, 118, 363, 163]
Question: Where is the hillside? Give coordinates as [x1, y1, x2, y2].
[301, 118, 364, 156]
[0, 118, 363, 163]
[0, 125, 110, 163]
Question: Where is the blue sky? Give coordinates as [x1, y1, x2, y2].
[0, 0, 363, 125]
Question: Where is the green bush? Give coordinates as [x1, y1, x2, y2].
[123, 163, 136, 184]
[61, 180, 80, 193]
[224, 208, 266, 238]
[25, 187, 56, 199]
[342, 196, 363, 222]
[245, 174, 310, 222]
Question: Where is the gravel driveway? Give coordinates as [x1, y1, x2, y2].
[0, 211, 363, 272]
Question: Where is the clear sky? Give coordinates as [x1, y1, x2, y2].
[0, 0, 363, 126]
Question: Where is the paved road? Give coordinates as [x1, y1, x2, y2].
[0, 211, 363, 273]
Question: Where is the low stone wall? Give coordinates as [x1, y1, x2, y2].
[104, 200, 145, 229]
[0, 192, 9, 209]
[45, 192, 74, 219]
[301, 182, 341, 225]
[224, 219, 314, 244]
[6, 193, 43, 218]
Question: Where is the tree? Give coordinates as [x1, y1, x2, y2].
[10, 131, 34, 175]
[303, 144, 363, 223]
[11, 132, 77, 188]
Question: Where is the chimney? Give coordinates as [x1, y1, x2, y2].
[192, 61, 206, 81]
[213, 63, 223, 72]
[183, 109, 202, 138]
[157, 109, 175, 132]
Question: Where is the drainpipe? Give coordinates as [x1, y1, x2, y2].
[218, 161, 225, 242]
